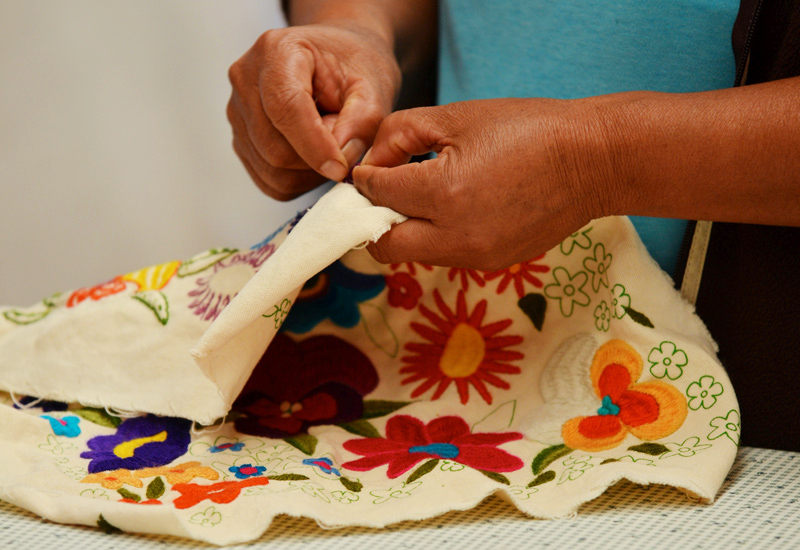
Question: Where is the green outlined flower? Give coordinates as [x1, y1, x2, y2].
[594, 301, 611, 332]
[617, 455, 655, 466]
[558, 455, 595, 484]
[560, 228, 593, 255]
[544, 268, 590, 317]
[583, 243, 612, 292]
[189, 506, 222, 527]
[611, 284, 631, 318]
[263, 298, 292, 329]
[708, 410, 741, 446]
[686, 376, 724, 410]
[331, 490, 359, 504]
[370, 481, 422, 505]
[509, 485, 539, 500]
[648, 341, 688, 380]
[662, 436, 712, 459]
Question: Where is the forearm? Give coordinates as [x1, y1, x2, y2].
[601, 76, 800, 226]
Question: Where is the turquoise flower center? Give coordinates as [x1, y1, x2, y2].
[597, 395, 620, 416]
[408, 443, 460, 459]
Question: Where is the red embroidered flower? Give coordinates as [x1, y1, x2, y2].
[385, 272, 423, 310]
[171, 478, 269, 509]
[562, 340, 688, 451]
[484, 256, 550, 299]
[342, 415, 523, 478]
[390, 262, 433, 276]
[401, 290, 523, 404]
[66, 276, 128, 307]
[447, 268, 486, 292]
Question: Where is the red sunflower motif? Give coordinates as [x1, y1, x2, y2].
[447, 268, 486, 292]
[484, 256, 550, 299]
[401, 290, 524, 405]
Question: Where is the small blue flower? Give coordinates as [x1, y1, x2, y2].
[41, 415, 81, 438]
[302, 457, 341, 477]
[228, 463, 266, 479]
[209, 442, 245, 453]
[597, 395, 620, 416]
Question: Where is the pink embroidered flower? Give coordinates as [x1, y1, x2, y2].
[188, 244, 275, 321]
[385, 272, 423, 310]
[484, 256, 550, 299]
[342, 415, 523, 478]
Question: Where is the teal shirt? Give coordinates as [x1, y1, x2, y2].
[438, 0, 738, 275]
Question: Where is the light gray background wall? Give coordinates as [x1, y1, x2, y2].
[0, 0, 327, 305]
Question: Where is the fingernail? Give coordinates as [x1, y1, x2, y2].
[342, 138, 366, 166]
[361, 147, 374, 166]
[320, 159, 348, 182]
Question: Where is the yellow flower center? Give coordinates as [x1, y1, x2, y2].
[508, 264, 521, 274]
[439, 323, 486, 378]
[113, 430, 168, 459]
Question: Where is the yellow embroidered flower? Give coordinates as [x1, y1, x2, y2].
[134, 461, 219, 485]
[121, 260, 181, 292]
[81, 468, 143, 490]
[562, 339, 687, 451]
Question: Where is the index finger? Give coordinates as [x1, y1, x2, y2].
[261, 49, 349, 182]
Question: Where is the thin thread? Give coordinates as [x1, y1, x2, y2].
[9, 392, 42, 410]
[104, 406, 140, 419]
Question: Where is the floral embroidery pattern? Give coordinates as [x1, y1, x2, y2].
[447, 268, 486, 292]
[686, 376, 724, 410]
[385, 272, 423, 310]
[544, 268, 590, 317]
[42, 415, 81, 438]
[342, 415, 523, 478]
[281, 261, 385, 333]
[583, 243, 612, 292]
[134, 462, 219, 485]
[593, 301, 611, 332]
[390, 262, 433, 276]
[172, 478, 270, 510]
[303, 457, 341, 477]
[708, 410, 741, 446]
[560, 228, 593, 255]
[561, 340, 688, 451]
[484, 256, 550, 299]
[66, 277, 128, 308]
[648, 341, 688, 380]
[228, 464, 267, 479]
[81, 415, 192, 473]
[233, 334, 378, 438]
[401, 290, 523, 405]
[662, 437, 712, 459]
[187, 244, 276, 322]
[81, 469, 143, 490]
[611, 284, 630, 318]
[209, 442, 245, 453]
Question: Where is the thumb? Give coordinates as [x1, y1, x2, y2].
[331, 91, 387, 168]
[360, 107, 446, 168]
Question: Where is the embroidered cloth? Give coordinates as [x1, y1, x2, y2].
[0, 184, 739, 545]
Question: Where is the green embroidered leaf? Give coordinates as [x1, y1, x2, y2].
[96, 514, 122, 534]
[177, 248, 237, 277]
[601, 458, 621, 465]
[338, 419, 381, 438]
[359, 303, 400, 358]
[480, 470, 510, 485]
[407, 459, 439, 484]
[340, 477, 363, 493]
[268, 474, 309, 481]
[518, 293, 547, 332]
[624, 307, 654, 328]
[628, 443, 669, 456]
[73, 407, 122, 428]
[361, 400, 412, 420]
[2, 308, 51, 325]
[532, 444, 572, 475]
[146, 477, 165, 500]
[42, 292, 65, 309]
[284, 434, 318, 456]
[116, 488, 141, 502]
[132, 291, 169, 325]
[527, 470, 556, 488]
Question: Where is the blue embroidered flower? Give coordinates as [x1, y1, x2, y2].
[209, 442, 245, 453]
[281, 261, 385, 333]
[228, 463, 267, 479]
[41, 415, 81, 438]
[80, 415, 191, 473]
[302, 457, 341, 477]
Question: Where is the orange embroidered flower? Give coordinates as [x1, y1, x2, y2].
[134, 461, 219, 485]
[81, 468, 143, 490]
[562, 340, 687, 451]
[66, 277, 128, 307]
[171, 478, 269, 509]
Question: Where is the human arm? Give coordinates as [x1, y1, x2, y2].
[227, 0, 436, 200]
[352, 76, 800, 270]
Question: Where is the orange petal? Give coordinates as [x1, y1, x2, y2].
[590, 340, 642, 397]
[562, 416, 627, 452]
[626, 381, 687, 441]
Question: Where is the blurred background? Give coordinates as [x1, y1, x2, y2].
[0, 0, 327, 305]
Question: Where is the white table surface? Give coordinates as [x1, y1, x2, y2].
[1, 446, 798, 549]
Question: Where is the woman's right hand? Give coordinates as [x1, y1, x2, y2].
[227, 22, 402, 200]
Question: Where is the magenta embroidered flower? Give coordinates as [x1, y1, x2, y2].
[233, 334, 379, 438]
[342, 415, 523, 478]
[80, 415, 191, 473]
[187, 244, 276, 321]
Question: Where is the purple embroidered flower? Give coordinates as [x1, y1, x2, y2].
[42, 415, 81, 438]
[228, 464, 267, 479]
[80, 415, 191, 473]
[233, 334, 378, 438]
[188, 244, 276, 322]
[209, 442, 245, 453]
[303, 457, 341, 477]
[15, 396, 68, 412]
